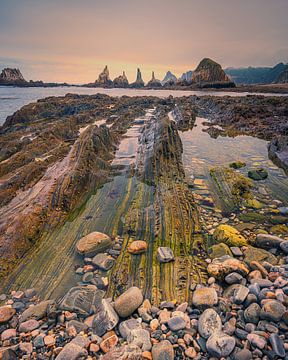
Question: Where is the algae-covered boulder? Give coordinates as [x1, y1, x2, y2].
[207, 256, 249, 280]
[213, 224, 248, 247]
[76, 232, 112, 257]
[209, 243, 232, 259]
[243, 246, 278, 266]
[229, 161, 246, 169]
[248, 168, 268, 181]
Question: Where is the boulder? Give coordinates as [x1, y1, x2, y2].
[206, 331, 236, 357]
[92, 299, 119, 336]
[157, 247, 174, 263]
[128, 240, 148, 254]
[152, 340, 174, 360]
[167, 316, 186, 331]
[198, 309, 222, 339]
[192, 287, 218, 308]
[119, 319, 142, 339]
[114, 287, 143, 318]
[55, 342, 88, 360]
[92, 253, 114, 271]
[0, 306, 16, 324]
[19, 300, 54, 322]
[243, 246, 278, 266]
[209, 243, 232, 259]
[207, 256, 249, 279]
[76, 232, 112, 257]
[213, 224, 248, 247]
[260, 300, 286, 322]
[248, 168, 268, 181]
[255, 233, 284, 249]
[244, 303, 261, 324]
[59, 286, 104, 317]
[127, 328, 152, 351]
[19, 319, 40, 332]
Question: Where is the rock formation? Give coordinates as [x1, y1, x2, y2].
[191, 58, 235, 88]
[94, 65, 113, 87]
[0, 68, 26, 85]
[268, 136, 288, 174]
[276, 65, 288, 83]
[130, 68, 144, 88]
[113, 71, 129, 87]
[146, 71, 162, 88]
[178, 70, 193, 85]
[161, 71, 177, 86]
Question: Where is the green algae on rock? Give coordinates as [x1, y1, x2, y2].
[213, 224, 248, 247]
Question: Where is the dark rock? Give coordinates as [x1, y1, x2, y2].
[255, 234, 284, 249]
[167, 316, 186, 331]
[269, 333, 285, 357]
[260, 300, 286, 322]
[206, 331, 236, 357]
[244, 303, 261, 324]
[92, 298, 119, 336]
[92, 253, 114, 271]
[248, 168, 268, 180]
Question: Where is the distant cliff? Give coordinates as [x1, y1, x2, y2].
[191, 58, 235, 88]
[0, 68, 26, 85]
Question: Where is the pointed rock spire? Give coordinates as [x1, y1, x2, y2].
[130, 68, 144, 88]
[113, 71, 129, 88]
[94, 65, 112, 87]
[147, 71, 162, 88]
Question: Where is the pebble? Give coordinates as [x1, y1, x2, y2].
[206, 331, 236, 357]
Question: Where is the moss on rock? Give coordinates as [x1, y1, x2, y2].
[213, 224, 248, 247]
[209, 243, 233, 259]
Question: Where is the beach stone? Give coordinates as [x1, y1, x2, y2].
[234, 349, 252, 360]
[127, 328, 151, 351]
[59, 286, 104, 316]
[255, 234, 284, 249]
[1, 328, 16, 341]
[151, 340, 174, 360]
[225, 272, 243, 284]
[92, 298, 119, 336]
[280, 241, 288, 254]
[158, 309, 171, 324]
[128, 240, 148, 254]
[192, 287, 218, 307]
[0, 306, 16, 324]
[269, 333, 285, 357]
[67, 320, 89, 333]
[119, 318, 142, 339]
[244, 303, 261, 324]
[92, 253, 114, 271]
[44, 335, 56, 347]
[19, 300, 54, 322]
[55, 342, 88, 359]
[76, 231, 112, 257]
[198, 308, 222, 339]
[230, 246, 243, 256]
[206, 331, 236, 357]
[19, 342, 33, 354]
[19, 319, 40, 332]
[213, 224, 248, 246]
[209, 243, 232, 259]
[100, 334, 119, 353]
[247, 333, 266, 349]
[157, 247, 174, 263]
[34, 335, 45, 348]
[207, 256, 249, 279]
[260, 300, 286, 321]
[167, 316, 186, 331]
[243, 246, 278, 266]
[100, 344, 142, 360]
[114, 287, 143, 317]
[233, 285, 249, 304]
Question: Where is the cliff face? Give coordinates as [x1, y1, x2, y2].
[94, 66, 113, 87]
[113, 71, 129, 87]
[146, 71, 162, 88]
[277, 65, 288, 83]
[191, 58, 235, 88]
[130, 68, 144, 88]
[0, 68, 26, 84]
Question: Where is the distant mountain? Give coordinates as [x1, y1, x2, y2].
[191, 58, 235, 88]
[180, 70, 193, 82]
[225, 63, 288, 84]
[162, 71, 177, 86]
[276, 65, 288, 83]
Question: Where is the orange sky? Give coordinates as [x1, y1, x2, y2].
[0, 0, 287, 84]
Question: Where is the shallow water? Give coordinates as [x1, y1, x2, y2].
[0, 85, 287, 125]
[180, 118, 288, 206]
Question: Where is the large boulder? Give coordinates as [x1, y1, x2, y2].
[207, 256, 249, 280]
[92, 299, 119, 336]
[19, 300, 54, 322]
[76, 232, 112, 257]
[114, 287, 143, 318]
[213, 224, 248, 247]
[58, 286, 104, 317]
[255, 233, 284, 249]
[243, 246, 278, 266]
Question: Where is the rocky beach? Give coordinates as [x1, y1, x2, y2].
[0, 90, 287, 359]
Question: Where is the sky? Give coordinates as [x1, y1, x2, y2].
[0, 0, 287, 84]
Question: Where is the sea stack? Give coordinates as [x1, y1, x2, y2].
[191, 58, 235, 88]
[94, 65, 113, 87]
[0, 68, 26, 85]
[162, 71, 177, 86]
[146, 71, 162, 88]
[130, 68, 144, 88]
[113, 71, 129, 87]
